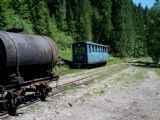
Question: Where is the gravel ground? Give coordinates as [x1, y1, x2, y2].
[3, 62, 160, 120]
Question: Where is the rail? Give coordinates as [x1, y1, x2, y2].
[0, 61, 130, 117]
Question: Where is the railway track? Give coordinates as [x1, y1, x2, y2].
[0, 62, 130, 118]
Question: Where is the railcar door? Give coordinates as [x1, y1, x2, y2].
[73, 43, 87, 65]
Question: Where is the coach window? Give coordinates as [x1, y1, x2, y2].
[104, 47, 106, 53]
[90, 45, 92, 53]
[106, 47, 108, 52]
[88, 45, 90, 53]
[92, 45, 94, 52]
[95, 45, 97, 52]
[89, 45, 91, 53]
[97, 46, 99, 53]
[98, 46, 100, 53]
[105, 47, 107, 52]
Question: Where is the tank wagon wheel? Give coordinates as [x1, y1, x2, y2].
[36, 84, 52, 101]
[0, 88, 26, 116]
[2, 91, 18, 116]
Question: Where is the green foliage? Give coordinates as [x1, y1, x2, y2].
[47, 16, 73, 48]
[132, 4, 148, 57]
[59, 47, 72, 60]
[147, 1, 160, 64]
[112, 0, 136, 57]
[0, 0, 156, 59]
[75, 0, 92, 41]
[0, 0, 33, 33]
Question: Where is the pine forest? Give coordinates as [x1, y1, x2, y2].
[0, 0, 160, 62]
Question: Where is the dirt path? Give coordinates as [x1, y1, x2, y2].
[6, 63, 160, 120]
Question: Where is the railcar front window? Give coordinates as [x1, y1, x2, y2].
[88, 45, 91, 53]
[75, 45, 85, 54]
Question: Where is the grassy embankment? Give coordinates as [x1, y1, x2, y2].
[53, 48, 155, 77]
[52, 48, 125, 75]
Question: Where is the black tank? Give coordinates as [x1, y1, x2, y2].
[0, 31, 58, 84]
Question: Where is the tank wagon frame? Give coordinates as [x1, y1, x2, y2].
[0, 31, 59, 115]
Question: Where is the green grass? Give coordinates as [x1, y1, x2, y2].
[62, 86, 76, 93]
[108, 56, 123, 65]
[115, 67, 147, 85]
[53, 47, 82, 74]
[95, 63, 130, 81]
[59, 47, 72, 60]
[154, 68, 160, 76]
[53, 65, 70, 74]
[79, 87, 106, 102]
[54, 48, 151, 76]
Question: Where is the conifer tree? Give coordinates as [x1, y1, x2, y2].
[0, 0, 31, 32]
[29, 0, 50, 35]
[91, 0, 113, 48]
[55, 0, 67, 31]
[66, 0, 76, 37]
[112, 0, 136, 57]
[99, 0, 113, 46]
[75, 0, 92, 41]
[92, 7, 101, 43]
[0, 0, 7, 29]
[147, 1, 160, 63]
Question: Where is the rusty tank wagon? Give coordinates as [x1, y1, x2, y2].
[0, 31, 59, 115]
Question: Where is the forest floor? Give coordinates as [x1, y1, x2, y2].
[3, 59, 160, 120]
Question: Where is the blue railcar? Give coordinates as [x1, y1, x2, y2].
[72, 41, 109, 66]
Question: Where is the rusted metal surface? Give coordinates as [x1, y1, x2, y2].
[0, 68, 104, 116]
[0, 31, 59, 116]
[0, 31, 58, 84]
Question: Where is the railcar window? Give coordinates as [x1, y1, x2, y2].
[88, 45, 91, 53]
[98, 46, 100, 52]
[95, 46, 97, 52]
[75, 45, 85, 54]
[102, 47, 104, 53]
[97, 46, 99, 53]
[104, 47, 106, 52]
[92, 45, 94, 52]
[106, 47, 108, 52]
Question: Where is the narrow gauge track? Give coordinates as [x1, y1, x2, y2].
[0, 62, 129, 118]
[0, 70, 104, 117]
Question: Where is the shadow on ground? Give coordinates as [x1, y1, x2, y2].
[129, 60, 160, 68]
